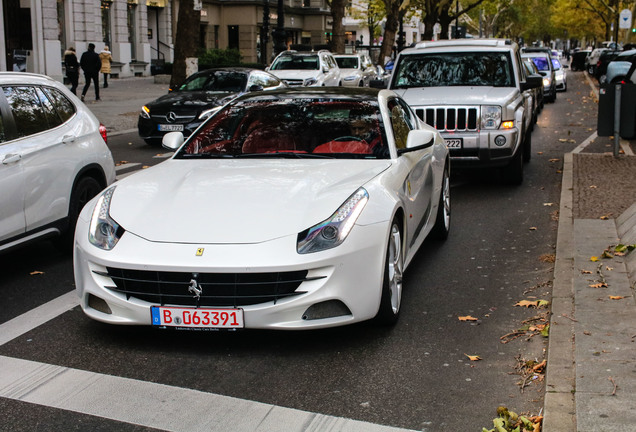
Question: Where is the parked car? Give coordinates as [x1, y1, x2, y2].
[138, 67, 286, 146]
[604, 49, 636, 84]
[334, 53, 378, 87]
[586, 48, 609, 75]
[381, 39, 542, 184]
[522, 52, 557, 103]
[522, 57, 544, 121]
[267, 50, 342, 87]
[551, 57, 567, 91]
[74, 87, 450, 330]
[594, 49, 623, 83]
[0, 72, 116, 253]
[570, 50, 591, 71]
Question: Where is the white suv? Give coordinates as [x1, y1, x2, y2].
[334, 53, 378, 87]
[385, 39, 541, 184]
[267, 50, 342, 87]
[0, 72, 116, 252]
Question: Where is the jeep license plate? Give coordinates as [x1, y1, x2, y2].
[444, 138, 462, 149]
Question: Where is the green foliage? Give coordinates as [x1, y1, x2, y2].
[198, 48, 243, 69]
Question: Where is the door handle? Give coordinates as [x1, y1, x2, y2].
[62, 134, 76, 144]
[2, 153, 21, 164]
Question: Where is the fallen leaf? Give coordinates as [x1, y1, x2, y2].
[590, 256, 599, 262]
[581, 270, 593, 274]
[543, 202, 554, 206]
[458, 315, 478, 321]
[529, 227, 537, 231]
[515, 300, 538, 308]
[589, 185, 598, 189]
[532, 359, 547, 372]
[600, 215, 610, 220]
[609, 296, 625, 300]
[548, 158, 560, 163]
[29, 271, 44, 275]
[465, 354, 482, 361]
[589, 282, 608, 288]
[537, 151, 543, 155]
[537, 299, 550, 308]
[606, 266, 613, 271]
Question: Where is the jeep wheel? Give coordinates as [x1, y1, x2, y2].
[501, 146, 523, 185]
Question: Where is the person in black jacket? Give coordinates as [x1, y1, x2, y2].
[80, 43, 101, 101]
[64, 47, 79, 95]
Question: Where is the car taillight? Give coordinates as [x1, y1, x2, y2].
[99, 124, 107, 144]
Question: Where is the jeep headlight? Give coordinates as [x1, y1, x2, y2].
[543, 77, 551, 86]
[304, 78, 318, 86]
[481, 106, 501, 130]
[297, 188, 368, 254]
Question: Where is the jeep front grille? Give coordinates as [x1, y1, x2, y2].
[415, 107, 479, 132]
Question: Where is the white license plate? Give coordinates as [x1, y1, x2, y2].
[444, 138, 463, 149]
[158, 124, 184, 132]
[151, 306, 244, 329]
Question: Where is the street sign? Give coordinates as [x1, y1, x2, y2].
[619, 9, 632, 30]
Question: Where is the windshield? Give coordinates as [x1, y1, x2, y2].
[175, 97, 389, 159]
[178, 71, 247, 92]
[393, 51, 514, 88]
[526, 56, 551, 72]
[551, 58, 562, 70]
[336, 57, 360, 69]
[270, 55, 320, 71]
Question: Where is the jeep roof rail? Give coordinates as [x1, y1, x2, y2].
[414, 38, 512, 49]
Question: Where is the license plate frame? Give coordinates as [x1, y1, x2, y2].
[151, 306, 244, 329]
[444, 138, 463, 149]
[158, 124, 184, 132]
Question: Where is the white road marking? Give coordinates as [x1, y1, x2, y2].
[571, 132, 598, 154]
[115, 162, 141, 171]
[0, 294, 416, 432]
[153, 152, 174, 158]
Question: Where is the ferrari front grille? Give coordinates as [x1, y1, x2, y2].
[96, 268, 318, 307]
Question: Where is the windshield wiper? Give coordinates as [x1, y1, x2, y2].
[237, 152, 335, 159]
[178, 153, 236, 158]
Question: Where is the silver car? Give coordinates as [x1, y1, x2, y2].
[551, 57, 567, 91]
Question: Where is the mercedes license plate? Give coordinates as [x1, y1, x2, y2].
[158, 124, 184, 132]
[444, 138, 463, 149]
[151, 306, 244, 329]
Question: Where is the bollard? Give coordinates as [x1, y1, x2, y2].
[613, 84, 621, 157]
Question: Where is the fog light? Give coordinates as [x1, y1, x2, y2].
[494, 135, 506, 146]
[88, 294, 112, 314]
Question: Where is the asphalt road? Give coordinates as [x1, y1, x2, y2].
[0, 71, 597, 431]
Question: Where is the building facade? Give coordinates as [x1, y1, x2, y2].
[1, 0, 334, 82]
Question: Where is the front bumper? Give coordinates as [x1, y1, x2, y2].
[440, 128, 519, 168]
[74, 215, 388, 330]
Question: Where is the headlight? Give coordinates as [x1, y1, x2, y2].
[344, 75, 357, 81]
[543, 77, 551, 86]
[199, 106, 221, 120]
[304, 78, 318, 86]
[140, 105, 150, 119]
[297, 188, 369, 254]
[481, 105, 501, 129]
[89, 187, 125, 250]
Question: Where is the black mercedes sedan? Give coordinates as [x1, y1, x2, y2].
[138, 68, 286, 145]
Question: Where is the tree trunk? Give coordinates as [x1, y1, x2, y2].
[379, 0, 400, 65]
[331, 0, 346, 53]
[170, 0, 201, 89]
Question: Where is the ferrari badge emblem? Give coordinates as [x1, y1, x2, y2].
[196, 248, 204, 256]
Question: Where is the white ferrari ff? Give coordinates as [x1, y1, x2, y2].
[74, 88, 450, 330]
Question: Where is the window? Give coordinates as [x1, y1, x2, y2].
[42, 87, 76, 123]
[3, 87, 49, 137]
[127, 3, 137, 60]
[101, 1, 112, 46]
[35, 87, 63, 129]
[388, 100, 412, 150]
[0, 112, 6, 143]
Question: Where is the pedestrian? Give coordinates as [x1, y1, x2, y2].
[99, 45, 113, 88]
[80, 43, 101, 101]
[64, 47, 79, 95]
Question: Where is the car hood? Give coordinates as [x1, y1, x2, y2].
[146, 91, 238, 112]
[109, 159, 391, 244]
[269, 70, 321, 81]
[392, 86, 519, 106]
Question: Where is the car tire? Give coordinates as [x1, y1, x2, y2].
[430, 165, 450, 240]
[523, 129, 532, 163]
[375, 219, 403, 325]
[501, 144, 524, 185]
[56, 176, 103, 251]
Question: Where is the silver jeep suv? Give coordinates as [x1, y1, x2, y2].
[386, 39, 541, 184]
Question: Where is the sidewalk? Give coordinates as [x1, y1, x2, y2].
[79, 76, 170, 136]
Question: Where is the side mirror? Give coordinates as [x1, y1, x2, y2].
[398, 129, 435, 155]
[522, 75, 543, 90]
[162, 131, 184, 150]
[370, 79, 387, 89]
[563, 64, 569, 69]
[322, 66, 329, 73]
